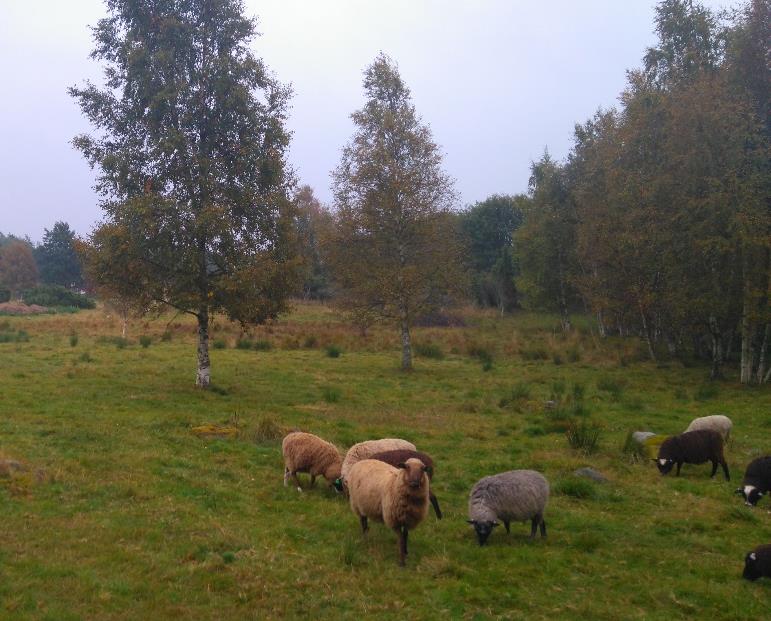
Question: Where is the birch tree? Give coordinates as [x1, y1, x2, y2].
[329, 54, 462, 370]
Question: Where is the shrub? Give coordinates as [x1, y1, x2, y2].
[597, 377, 624, 400]
[520, 347, 549, 361]
[115, 338, 127, 349]
[414, 342, 444, 359]
[236, 338, 253, 350]
[79, 352, 93, 363]
[23, 284, 96, 309]
[69, 333, 78, 347]
[498, 383, 531, 408]
[554, 476, 599, 500]
[553, 354, 563, 365]
[694, 383, 719, 401]
[139, 335, 152, 348]
[468, 345, 493, 370]
[566, 419, 602, 454]
[251, 416, 283, 443]
[322, 386, 342, 403]
[212, 339, 227, 350]
[326, 345, 342, 358]
[253, 339, 273, 351]
[566, 347, 581, 363]
[303, 335, 318, 348]
[160, 331, 172, 342]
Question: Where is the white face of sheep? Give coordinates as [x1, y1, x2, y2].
[654, 458, 675, 475]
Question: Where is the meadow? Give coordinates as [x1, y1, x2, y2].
[0, 303, 769, 620]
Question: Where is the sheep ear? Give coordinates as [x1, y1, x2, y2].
[749, 553, 757, 561]
[397, 462, 407, 469]
[423, 465, 432, 474]
[466, 520, 476, 525]
[734, 488, 744, 495]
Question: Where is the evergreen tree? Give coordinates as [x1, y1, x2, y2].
[35, 222, 83, 288]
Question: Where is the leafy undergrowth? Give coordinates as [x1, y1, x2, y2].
[0, 304, 769, 620]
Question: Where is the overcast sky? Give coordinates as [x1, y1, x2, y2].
[0, 0, 733, 242]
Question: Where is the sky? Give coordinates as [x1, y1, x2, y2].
[0, 0, 734, 243]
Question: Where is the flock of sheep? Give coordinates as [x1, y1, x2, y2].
[281, 413, 771, 579]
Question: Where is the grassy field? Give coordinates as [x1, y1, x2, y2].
[0, 303, 769, 620]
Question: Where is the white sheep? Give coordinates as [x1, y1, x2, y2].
[468, 469, 550, 545]
[337, 438, 416, 491]
[685, 414, 732, 443]
[346, 457, 430, 566]
[281, 431, 342, 492]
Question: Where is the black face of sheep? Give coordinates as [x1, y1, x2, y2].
[655, 458, 676, 475]
[333, 478, 344, 493]
[736, 486, 764, 507]
[467, 520, 499, 546]
[743, 551, 763, 581]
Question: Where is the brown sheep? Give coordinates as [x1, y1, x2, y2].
[347, 458, 430, 566]
[282, 432, 342, 491]
[370, 449, 442, 519]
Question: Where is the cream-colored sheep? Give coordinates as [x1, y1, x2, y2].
[685, 414, 732, 443]
[339, 438, 416, 485]
[347, 457, 430, 566]
[282, 432, 342, 492]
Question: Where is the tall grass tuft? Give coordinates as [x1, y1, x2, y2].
[326, 345, 342, 358]
[139, 335, 152, 348]
[566, 419, 602, 454]
[251, 416, 283, 444]
[414, 342, 444, 359]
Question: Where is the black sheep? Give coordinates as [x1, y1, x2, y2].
[743, 544, 771, 581]
[655, 429, 729, 480]
[736, 456, 771, 506]
[370, 449, 443, 519]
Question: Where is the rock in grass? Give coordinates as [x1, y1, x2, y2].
[0, 459, 27, 477]
[574, 467, 608, 483]
[632, 431, 656, 445]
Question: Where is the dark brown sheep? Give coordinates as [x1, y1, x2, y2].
[743, 544, 771, 581]
[370, 449, 442, 519]
[655, 429, 729, 480]
[736, 456, 771, 506]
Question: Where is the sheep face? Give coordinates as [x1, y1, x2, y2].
[333, 478, 344, 493]
[467, 519, 499, 546]
[655, 458, 675, 475]
[398, 459, 429, 489]
[743, 552, 762, 581]
[324, 462, 342, 485]
[736, 485, 764, 506]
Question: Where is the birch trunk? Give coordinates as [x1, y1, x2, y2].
[400, 316, 412, 371]
[756, 323, 770, 384]
[708, 315, 723, 380]
[196, 307, 211, 388]
[639, 302, 656, 362]
[740, 306, 754, 384]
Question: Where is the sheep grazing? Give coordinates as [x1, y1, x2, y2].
[655, 429, 729, 480]
[281, 431, 342, 492]
[370, 449, 442, 519]
[346, 457, 430, 566]
[743, 544, 771, 581]
[336, 438, 416, 492]
[684, 414, 733, 443]
[467, 470, 549, 546]
[735, 456, 771, 506]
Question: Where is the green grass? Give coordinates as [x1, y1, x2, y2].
[0, 305, 769, 620]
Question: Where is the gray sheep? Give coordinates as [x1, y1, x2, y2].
[467, 470, 549, 545]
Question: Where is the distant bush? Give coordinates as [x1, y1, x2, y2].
[694, 383, 719, 401]
[0, 330, 29, 343]
[253, 339, 273, 351]
[554, 476, 599, 500]
[69, 333, 78, 347]
[24, 285, 95, 309]
[413, 312, 466, 327]
[322, 386, 342, 403]
[212, 339, 227, 350]
[303, 335, 318, 348]
[521, 347, 549, 361]
[236, 338, 253, 350]
[498, 383, 531, 408]
[566, 347, 581, 363]
[553, 354, 563, 365]
[79, 351, 93, 363]
[468, 345, 493, 370]
[597, 377, 625, 400]
[251, 416, 283, 443]
[139, 335, 152, 348]
[160, 331, 172, 342]
[415, 342, 444, 359]
[326, 345, 342, 358]
[566, 419, 602, 454]
[97, 335, 128, 348]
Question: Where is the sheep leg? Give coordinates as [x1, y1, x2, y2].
[721, 461, 730, 481]
[359, 515, 368, 534]
[540, 517, 547, 538]
[503, 519, 510, 534]
[397, 529, 407, 567]
[429, 491, 443, 519]
[309, 475, 316, 488]
[404, 527, 409, 555]
[710, 461, 718, 478]
[290, 472, 303, 492]
[675, 462, 682, 476]
[283, 468, 290, 487]
[530, 516, 539, 538]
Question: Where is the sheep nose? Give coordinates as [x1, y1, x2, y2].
[409, 480, 420, 488]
